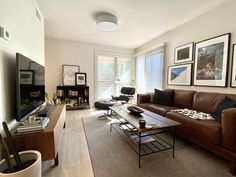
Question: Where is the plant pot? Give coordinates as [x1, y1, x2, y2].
[0, 150, 41, 177]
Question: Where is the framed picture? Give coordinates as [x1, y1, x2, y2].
[231, 44, 236, 87]
[20, 70, 34, 85]
[62, 65, 80, 85]
[174, 43, 194, 64]
[193, 33, 230, 87]
[75, 73, 87, 86]
[168, 64, 192, 86]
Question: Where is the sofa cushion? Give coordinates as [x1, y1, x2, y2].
[153, 89, 174, 106]
[139, 103, 176, 116]
[212, 97, 236, 121]
[166, 111, 221, 145]
[192, 92, 225, 114]
[173, 90, 195, 109]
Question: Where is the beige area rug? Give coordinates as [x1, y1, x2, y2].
[83, 114, 233, 177]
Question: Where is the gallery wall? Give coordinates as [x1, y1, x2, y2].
[45, 38, 134, 104]
[135, 0, 236, 94]
[0, 0, 44, 126]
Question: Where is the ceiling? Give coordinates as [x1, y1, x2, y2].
[37, 0, 229, 49]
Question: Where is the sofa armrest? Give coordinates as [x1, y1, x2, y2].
[221, 108, 236, 152]
[137, 94, 151, 105]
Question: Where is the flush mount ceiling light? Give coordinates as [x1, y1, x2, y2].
[96, 14, 118, 32]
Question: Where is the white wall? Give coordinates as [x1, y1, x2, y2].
[45, 38, 134, 104]
[136, 0, 236, 94]
[0, 0, 44, 126]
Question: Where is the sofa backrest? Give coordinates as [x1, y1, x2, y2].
[192, 92, 236, 114]
[173, 89, 196, 109]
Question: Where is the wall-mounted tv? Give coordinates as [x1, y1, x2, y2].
[16, 53, 45, 122]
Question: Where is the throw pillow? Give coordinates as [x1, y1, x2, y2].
[153, 89, 174, 106]
[212, 96, 236, 121]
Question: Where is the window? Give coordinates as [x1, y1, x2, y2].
[136, 47, 164, 93]
[95, 53, 133, 99]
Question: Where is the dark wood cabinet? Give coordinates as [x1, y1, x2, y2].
[56, 85, 89, 110]
[11, 104, 66, 164]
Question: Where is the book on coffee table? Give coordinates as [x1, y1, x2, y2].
[130, 135, 155, 144]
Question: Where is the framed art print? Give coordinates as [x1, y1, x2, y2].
[231, 44, 236, 87]
[62, 65, 80, 85]
[193, 33, 230, 87]
[20, 70, 34, 85]
[174, 43, 194, 64]
[75, 72, 87, 86]
[168, 64, 192, 86]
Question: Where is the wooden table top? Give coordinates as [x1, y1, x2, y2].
[110, 105, 180, 132]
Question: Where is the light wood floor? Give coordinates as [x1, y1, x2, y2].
[42, 109, 96, 177]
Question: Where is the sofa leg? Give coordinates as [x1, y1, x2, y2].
[229, 159, 236, 175]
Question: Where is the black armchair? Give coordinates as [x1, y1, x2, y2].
[111, 87, 136, 102]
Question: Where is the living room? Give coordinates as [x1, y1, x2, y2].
[0, 0, 236, 177]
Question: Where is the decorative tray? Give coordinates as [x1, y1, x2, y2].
[127, 106, 144, 115]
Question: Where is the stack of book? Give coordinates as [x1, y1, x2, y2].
[17, 117, 49, 133]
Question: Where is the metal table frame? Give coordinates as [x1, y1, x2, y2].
[110, 112, 176, 168]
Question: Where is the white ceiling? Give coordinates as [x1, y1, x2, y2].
[37, 0, 229, 49]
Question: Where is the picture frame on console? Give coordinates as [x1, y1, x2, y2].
[20, 70, 34, 85]
[62, 64, 80, 85]
[75, 72, 87, 86]
[174, 42, 194, 64]
[231, 44, 236, 87]
[168, 64, 192, 86]
[193, 33, 230, 87]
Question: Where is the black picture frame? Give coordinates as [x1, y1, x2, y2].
[231, 44, 236, 87]
[62, 64, 80, 85]
[174, 42, 194, 64]
[167, 64, 192, 86]
[20, 70, 34, 85]
[75, 72, 87, 86]
[193, 33, 231, 87]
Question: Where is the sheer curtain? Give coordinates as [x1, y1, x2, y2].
[136, 47, 164, 93]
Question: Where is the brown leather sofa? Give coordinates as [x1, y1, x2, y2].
[137, 89, 236, 175]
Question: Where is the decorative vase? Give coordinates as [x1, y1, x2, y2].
[0, 150, 41, 177]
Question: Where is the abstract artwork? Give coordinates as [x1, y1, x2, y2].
[168, 64, 192, 85]
[62, 65, 80, 85]
[193, 33, 230, 87]
[174, 43, 193, 64]
[231, 44, 236, 87]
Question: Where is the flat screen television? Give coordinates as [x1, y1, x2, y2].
[16, 53, 45, 121]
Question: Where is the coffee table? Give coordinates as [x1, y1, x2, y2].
[109, 105, 180, 168]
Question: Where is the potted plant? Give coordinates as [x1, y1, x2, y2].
[0, 122, 41, 177]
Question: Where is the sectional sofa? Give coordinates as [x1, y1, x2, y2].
[137, 89, 236, 175]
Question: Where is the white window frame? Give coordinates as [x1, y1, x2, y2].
[94, 50, 134, 100]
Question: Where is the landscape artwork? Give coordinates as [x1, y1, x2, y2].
[174, 43, 193, 63]
[196, 42, 224, 80]
[177, 47, 189, 61]
[193, 33, 230, 87]
[231, 44, 236, 87]
[168, 64, 192, 85]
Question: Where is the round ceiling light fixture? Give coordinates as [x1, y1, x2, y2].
[96, 14, 118, 32]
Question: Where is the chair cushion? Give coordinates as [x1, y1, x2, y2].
[153, 89, 174, 106]
[94, 101, 115, 110]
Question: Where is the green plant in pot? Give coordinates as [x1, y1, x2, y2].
[0, 122, 41, 177]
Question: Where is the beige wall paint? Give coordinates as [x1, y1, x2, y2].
[136, 0, 236, 94]
[0, 0, 44, 126]
[45, 38, 134, 104]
